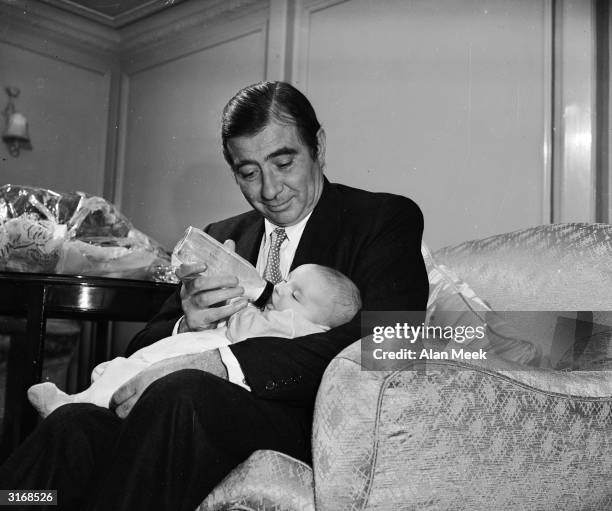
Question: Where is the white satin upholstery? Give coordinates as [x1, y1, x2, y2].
[200, 223, 612, 510]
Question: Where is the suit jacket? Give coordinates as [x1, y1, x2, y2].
[127, 179, 428, 409]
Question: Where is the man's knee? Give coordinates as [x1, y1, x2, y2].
[22, 403, 119, 458]
[136, 369, 230, 412]
[44, 403, 112, 433]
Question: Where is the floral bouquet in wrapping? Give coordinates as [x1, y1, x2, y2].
[0, 184, 171, 280]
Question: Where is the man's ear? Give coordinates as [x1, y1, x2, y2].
[316, 127, 326, 168]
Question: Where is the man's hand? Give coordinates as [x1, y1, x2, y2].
[177, 240, 248, 332]
[110, 350, 229, 418]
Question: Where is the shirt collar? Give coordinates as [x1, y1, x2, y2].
[263, 211, 313, 243]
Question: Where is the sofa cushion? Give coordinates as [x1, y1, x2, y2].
[198, 450, 314, 511]
[422, 243, 541, 366]
[432, 223, 612, 311]
[313, 341, 612, 510]
[422, 242, 489, 322]
[431, 223, 612, 363]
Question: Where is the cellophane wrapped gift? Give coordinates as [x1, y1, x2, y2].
[0, 184, 170, 280]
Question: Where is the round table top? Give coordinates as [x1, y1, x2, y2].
[0, 270, 177, 320]
[0, 270, 177, 290]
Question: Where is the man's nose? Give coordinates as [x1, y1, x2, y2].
[261, 171, 282, 200]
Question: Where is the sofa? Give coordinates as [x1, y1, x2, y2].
[199, 223, 612, 511]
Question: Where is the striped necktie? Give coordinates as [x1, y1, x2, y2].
[263, 228, 287, 284]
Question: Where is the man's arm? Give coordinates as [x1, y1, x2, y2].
[126, 261, 247, 356]
[230, 196, 428, 405]
[122, 194, 427, 410]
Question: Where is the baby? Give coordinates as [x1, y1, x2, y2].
[28, 263, 361, 417]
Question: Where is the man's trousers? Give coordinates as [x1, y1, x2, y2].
[0, 369, 312, 510]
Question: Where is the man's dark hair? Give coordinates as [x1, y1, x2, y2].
[221, 81, 321, 165]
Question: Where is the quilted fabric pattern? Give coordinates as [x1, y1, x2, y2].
[432, 223, 612, 311]
[198, 450, 314, 511]
[313, 342, 612, 510]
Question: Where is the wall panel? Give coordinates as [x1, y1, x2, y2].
[553, 0, 597, 223]
[120, 29, 267, 250]
[295, 0, 550, 249]
[0, 18, 114, 196]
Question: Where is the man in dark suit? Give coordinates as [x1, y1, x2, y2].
[0, 82, 428, 510]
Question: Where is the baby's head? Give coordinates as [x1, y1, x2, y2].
[269, 264, 361, 328]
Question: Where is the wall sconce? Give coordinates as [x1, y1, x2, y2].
[3, 87, 32, 157]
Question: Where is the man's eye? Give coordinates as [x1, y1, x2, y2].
[239, 169, 258, 180]
[276, 159, 293, 169]
[292, 291, 299, 301]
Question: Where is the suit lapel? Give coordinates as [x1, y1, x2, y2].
[291, 178, 342, 270]
[235, 215, 264, 266]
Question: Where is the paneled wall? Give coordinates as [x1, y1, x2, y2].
[117, 0, 593, 251]
[553, 0, 597, 224]
[0, 1, 119, 196]
[118, 1, 269, 249]
[292, 0, 551, 248]
[2, 0, 600, 249]
[1, 0, 602, 353]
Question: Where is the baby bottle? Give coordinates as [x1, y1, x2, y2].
[172, 226, 269, 303]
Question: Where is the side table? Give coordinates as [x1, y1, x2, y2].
[0, 271, 176, 460]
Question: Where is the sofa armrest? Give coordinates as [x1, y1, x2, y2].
[198, 450, 314, 511]
[312, 341, 612, 510]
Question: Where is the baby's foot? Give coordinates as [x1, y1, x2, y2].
[27, 382, 73, 418]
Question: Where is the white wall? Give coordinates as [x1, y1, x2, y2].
[4, 0, 590, 252]
[0, 1, 118, 197]
[118, 1, 270, 250]
[120, 34, 267, 249]
[0, 43, 109, 195]
[1, 0, 600, 247]
[292, 0, 551, 249]
[0, 0, 602, 354]
[116, 0, 564, 251]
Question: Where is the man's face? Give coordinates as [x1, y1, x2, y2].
[226, 120, 325, 227]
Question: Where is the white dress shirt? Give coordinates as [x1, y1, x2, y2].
[173, 212, 313, 391]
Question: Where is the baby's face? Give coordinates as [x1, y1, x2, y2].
[269, 265, 332, 325]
